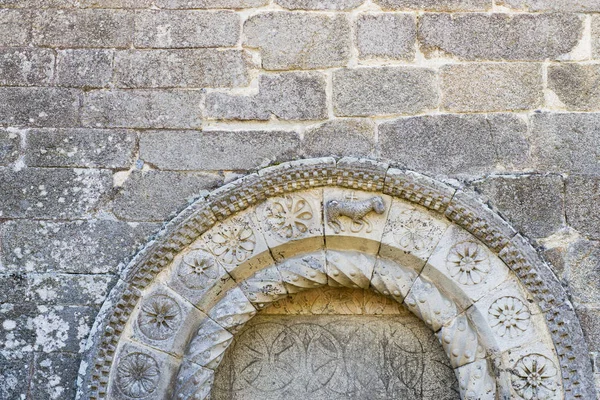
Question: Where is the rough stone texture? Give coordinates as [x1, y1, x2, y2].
[0, 168, 111, 219]
[0, 10, 30, 46]
[594, 16, 600, 59]
[333, 67, 438, 117]
[111, 171, 223, 221]
[577, 307, 600, 352]
[244, 12, 351, 70]
[33, 9, 134, 48]
[473, 175, 564, 238]
[302, 119, 376, 158]
[564, 238, 600, 307]
[0, 129, 20, 165]
[140, 130, 300, 171]
[275, 0, 365, 9]
[0, 48, 54, 86]
[0, 88, 80, 128]
[154, 0, 269, 7]
[529, 113, 600, 175]
[25, 128, 136, 168]
[498, 0, 600, 11]
[374, 0, 489, 10]
[134, 11, 239, 49]
[205, 72, 327, 121]
[356, 13, 416, 60]
[566, 175, 600, 240]
[548, 64, 600, 111]
[82, 90, 203, 128]
[441, 63, 542, 112]
[1, 220, 157, 274]
[379, 114, 528, 176]
[114, 50, 251, 88]
[419, 13, 583, 60]
[31, 352, 80, 400]
[55, 50, 113, 88]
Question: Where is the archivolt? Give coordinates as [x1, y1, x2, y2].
[77, 158, 596, 400]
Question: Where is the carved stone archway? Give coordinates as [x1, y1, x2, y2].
[76, 158, 596, 400]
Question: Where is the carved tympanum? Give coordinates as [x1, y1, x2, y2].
[325, 195, 385, 233]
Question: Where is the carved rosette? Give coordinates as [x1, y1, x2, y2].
[488, 296, 531, 339]
[511, 354, 559, 399]
[185, 318, 233, 370]
[446, 241, 491, 285]
[206, 218, 257, 268]
[438, 314, 483, 367]
[137, 294, 182, 341]
[116, 352, 160, 398]
[262, 194, 314, 241]
[176, 249, 220, 291]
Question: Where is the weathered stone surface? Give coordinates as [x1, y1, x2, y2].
[205, 72, 327, 121]
[0, 354, 32, 400]
[274, 0, 365, 9]
[0, 88, 80, 127]
[419, 13, 583, 60]
[55, 49, 113, 88]
[356, 13, 416, 60]
[213, 313, 459, 399]
[244, 12, 351, 70]
[564, 238, 600, 306]
[379, 114, 528, 176]
[30, 352, 80, 400]
[441, 63, 542, 112]
[0, 48, 54, 86]
[577, 307, 600, 351]
[333, 67, 437, 117]
[114, 50, 250, 88]
[302, 119, 375, 158]
[375, 0, 489, 10]
[33, 9, 134, 48]
[0, 168, 111, 219]
[566, 175, 600, 240]
[0, 129, 20, 165]
[139, 130, 300, 171]
[548, 64, 600, 111]
[529, 113, 600, 175]
[154, 0, 269, 7]
[473, 175, 564, 238]
[134, 10, 239, 48]
[25, 128, 136, 168]
[82, 90, 203, 129]
[0, 10, 30, 46]
[594, 16, 600, 59]
[498, 0, 600, 11]
[1, 220, 158, 274]
[111, 170, 222, 221]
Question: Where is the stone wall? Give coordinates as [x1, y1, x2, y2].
[0, 0, 599, 398]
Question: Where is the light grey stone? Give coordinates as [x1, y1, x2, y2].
[154, 0, 268, 7]
[565, 238, 600, 306]
[0, 88, 80, 127]
[441, 63, 543, 112]
[379, 114, 529, 176]
[33, 9, 134, 48]
[25, 128, 136, 168]
[56, 49, 113, 88]
[205, 72, 327, 121]
[274, 0, 365, 9]
[577, 307, 600, 351]
[139, 130, 300, 171]
[1, 220, 158, 274]
[356, 13, 416, 60]
[419, 13, 583, 60]
[0, 129, 20, 165]
[114, 49, 250, 88]
[0, 168, 111, 219]
[302, 119, 376, 158]
[594, 16, 600, 59]
[566, 175, 600, 240]
[374, 0, 489, 10]
[82, 89, 203, 129]
[244, 12, 351, 70]
[473, 175, 564, 238]
[31, 352, 80, 400]
[0, 10, 30, 46]
[134, 10, 239, 48]
[548, 64, 600, 111]
[0, 48, 54, 86]
[0, 354, 32, 400]
[111, 170, 223, 221]
[498, 0, 600, 11]
[529, 113, 600, 175]
[332, 67, 438, 117]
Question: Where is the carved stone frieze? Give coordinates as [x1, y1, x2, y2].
[370, 256, 418, 302]
[276, 252, 328, 294]
[185, 317, 233, 370]
[208, 287, 257, 334]
[325, 250, 376, 289]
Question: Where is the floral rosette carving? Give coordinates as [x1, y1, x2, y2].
[208, 220, 256, 267]
[264, 195, 314, 241]
[393, 210, 435, 252]
[176, 250, 219, 290]
[446, 241, 490, 285]
[511, 354, 558, 399]
[116, 353, 160, 398]
[488, 296, 531, 338]
[137, 295, 182, 341]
